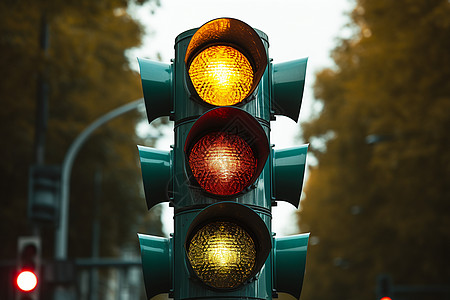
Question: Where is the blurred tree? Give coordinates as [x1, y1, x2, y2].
[298, 0, 450, 299]
[0, 0, 163, 267]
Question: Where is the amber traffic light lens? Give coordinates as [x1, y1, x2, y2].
[188, 45, 254, 106]
[187, 221, 256, 289]
[188, 132, 257, 195]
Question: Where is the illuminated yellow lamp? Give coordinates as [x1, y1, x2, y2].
[188, 45, 254, 106]
[187, 221, 256, 289]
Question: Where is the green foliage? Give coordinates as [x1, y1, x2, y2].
[0, 0, 163, 261]
[299, 0, 450, 299]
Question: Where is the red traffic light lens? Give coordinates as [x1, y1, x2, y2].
[16, 270, 38, 292]
[188, 132, 257, 196]
[184, 107, 270, 197]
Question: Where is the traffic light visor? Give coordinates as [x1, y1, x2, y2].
[185, 18, 267, 106]
[184, 107, 269, 196]
[138, 59, 172, 124]
[272, 145, 308, 208]
[138, 234, 172, 299]
[138, 146, 172, 210]
[272, 58, 308, 122]
[274, 233, 309, 299]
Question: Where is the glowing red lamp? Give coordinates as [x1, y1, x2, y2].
[16, 270, 38, 292]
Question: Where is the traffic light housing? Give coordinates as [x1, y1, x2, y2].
[16, 236, 41, 300]
[137, 18, 309, 299]
[377, 274, 393, 300]
[28, 165, 60, 224]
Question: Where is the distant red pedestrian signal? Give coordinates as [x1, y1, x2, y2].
[377, 274, 393, 300]
[16, 236, 40, 300]
[16, 270, 38, 292]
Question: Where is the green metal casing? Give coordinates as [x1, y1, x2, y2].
[171, 23, 273, 300]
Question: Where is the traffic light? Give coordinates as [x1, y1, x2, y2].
[377, 274, 393, 300]
[137, 17, 309, 299]
[16, 236, 41, 300]
[28, 165, 60, 224]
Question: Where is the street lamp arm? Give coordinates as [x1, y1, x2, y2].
[55, 98, 144, 259]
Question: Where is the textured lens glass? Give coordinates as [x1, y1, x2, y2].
[187, 221, 256, 289]
[188, 45, 254, 106]
[188, 132, 257, 195]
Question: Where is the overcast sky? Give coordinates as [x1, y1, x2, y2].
[128, 0, 354, 236]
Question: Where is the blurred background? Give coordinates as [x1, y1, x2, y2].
[1, 0, 449, 299]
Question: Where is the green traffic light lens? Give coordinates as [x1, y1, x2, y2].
[187, 221, 256, 289]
